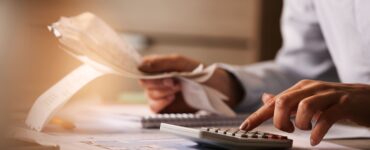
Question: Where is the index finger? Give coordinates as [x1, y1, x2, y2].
[239, 98, 275, 131]
[139, 54, 199, 73]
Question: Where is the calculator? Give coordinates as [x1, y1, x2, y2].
[160, 123, 293, 149]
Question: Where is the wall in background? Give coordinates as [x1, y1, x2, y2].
[3, 0, 282, 112]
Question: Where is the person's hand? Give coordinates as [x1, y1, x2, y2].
[239, 79, 370, 146]
[138, 54, 244, 113]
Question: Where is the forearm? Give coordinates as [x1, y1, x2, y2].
[218, 61, 302, 113]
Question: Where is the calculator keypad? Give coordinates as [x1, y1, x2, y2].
[201, 127, 288, 140]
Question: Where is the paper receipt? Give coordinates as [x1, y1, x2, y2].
[26, 12, 236, 131]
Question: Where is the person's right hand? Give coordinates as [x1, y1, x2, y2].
[138, 54, 244, 113]
[239, 80, 370, 146]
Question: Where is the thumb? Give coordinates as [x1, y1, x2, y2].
[139, 54, 200, 74]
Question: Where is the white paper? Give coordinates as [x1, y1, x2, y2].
[255, 123, 370, 149]
[26, 12, 235, 132]
[282, 124, 370, 139]
[26, 64, 105, 131]
[13, 126, 352, 150]
[21, 104, 364, 150]
[323, 124, 370, 139]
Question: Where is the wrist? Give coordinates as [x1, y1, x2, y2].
[226, 70, 245, 107]
[208, 68, 245, 108]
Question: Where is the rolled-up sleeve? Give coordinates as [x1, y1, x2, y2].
[218, 0, 339, 113]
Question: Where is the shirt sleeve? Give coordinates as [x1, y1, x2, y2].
[219, 0, 339, 113]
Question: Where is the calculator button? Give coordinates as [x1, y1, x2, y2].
[250, 133, 258, 138]
[200, 127, 210, 131]
[234, 130, 247, 137]
[226, 129, 239, 136]
[217, 128, 229, 134]
[277, 135, 288, 140]
[209, 128, 220, 133]
[266, 134, 278, 139]
[255, 132, 267, 138]
[265, 133, 287, 140]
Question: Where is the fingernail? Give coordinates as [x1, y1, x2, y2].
[239, 120, 249, 130]
[310, 138, 318, 146]
[262, 93, 269, 100]
[263, 93, 274, 99]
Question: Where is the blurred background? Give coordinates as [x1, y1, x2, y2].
[0, 0, 283, 120]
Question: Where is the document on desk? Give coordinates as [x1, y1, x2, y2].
[17, 103, 367, 150]
[255, 123, 370, 149]
[26, 12, 236, 132]
[13, 125, 355, 150]
[289, 123, 370, 139]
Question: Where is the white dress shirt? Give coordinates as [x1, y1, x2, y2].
[221, 0, 370, 113]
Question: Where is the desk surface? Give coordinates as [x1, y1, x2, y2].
[13, 126, 370, 150]
[11, 103, 370, 150]
[330, 139, 370, 149]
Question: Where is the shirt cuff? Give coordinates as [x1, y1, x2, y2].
[216, 63, 263, 113]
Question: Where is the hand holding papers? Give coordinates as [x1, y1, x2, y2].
[26, 12, 236, 131]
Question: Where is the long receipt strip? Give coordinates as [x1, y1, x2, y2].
[26, 12, 236, 132]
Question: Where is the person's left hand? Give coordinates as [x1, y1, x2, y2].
[138, 54, 244, 113]
[239, 79, 370, 146]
